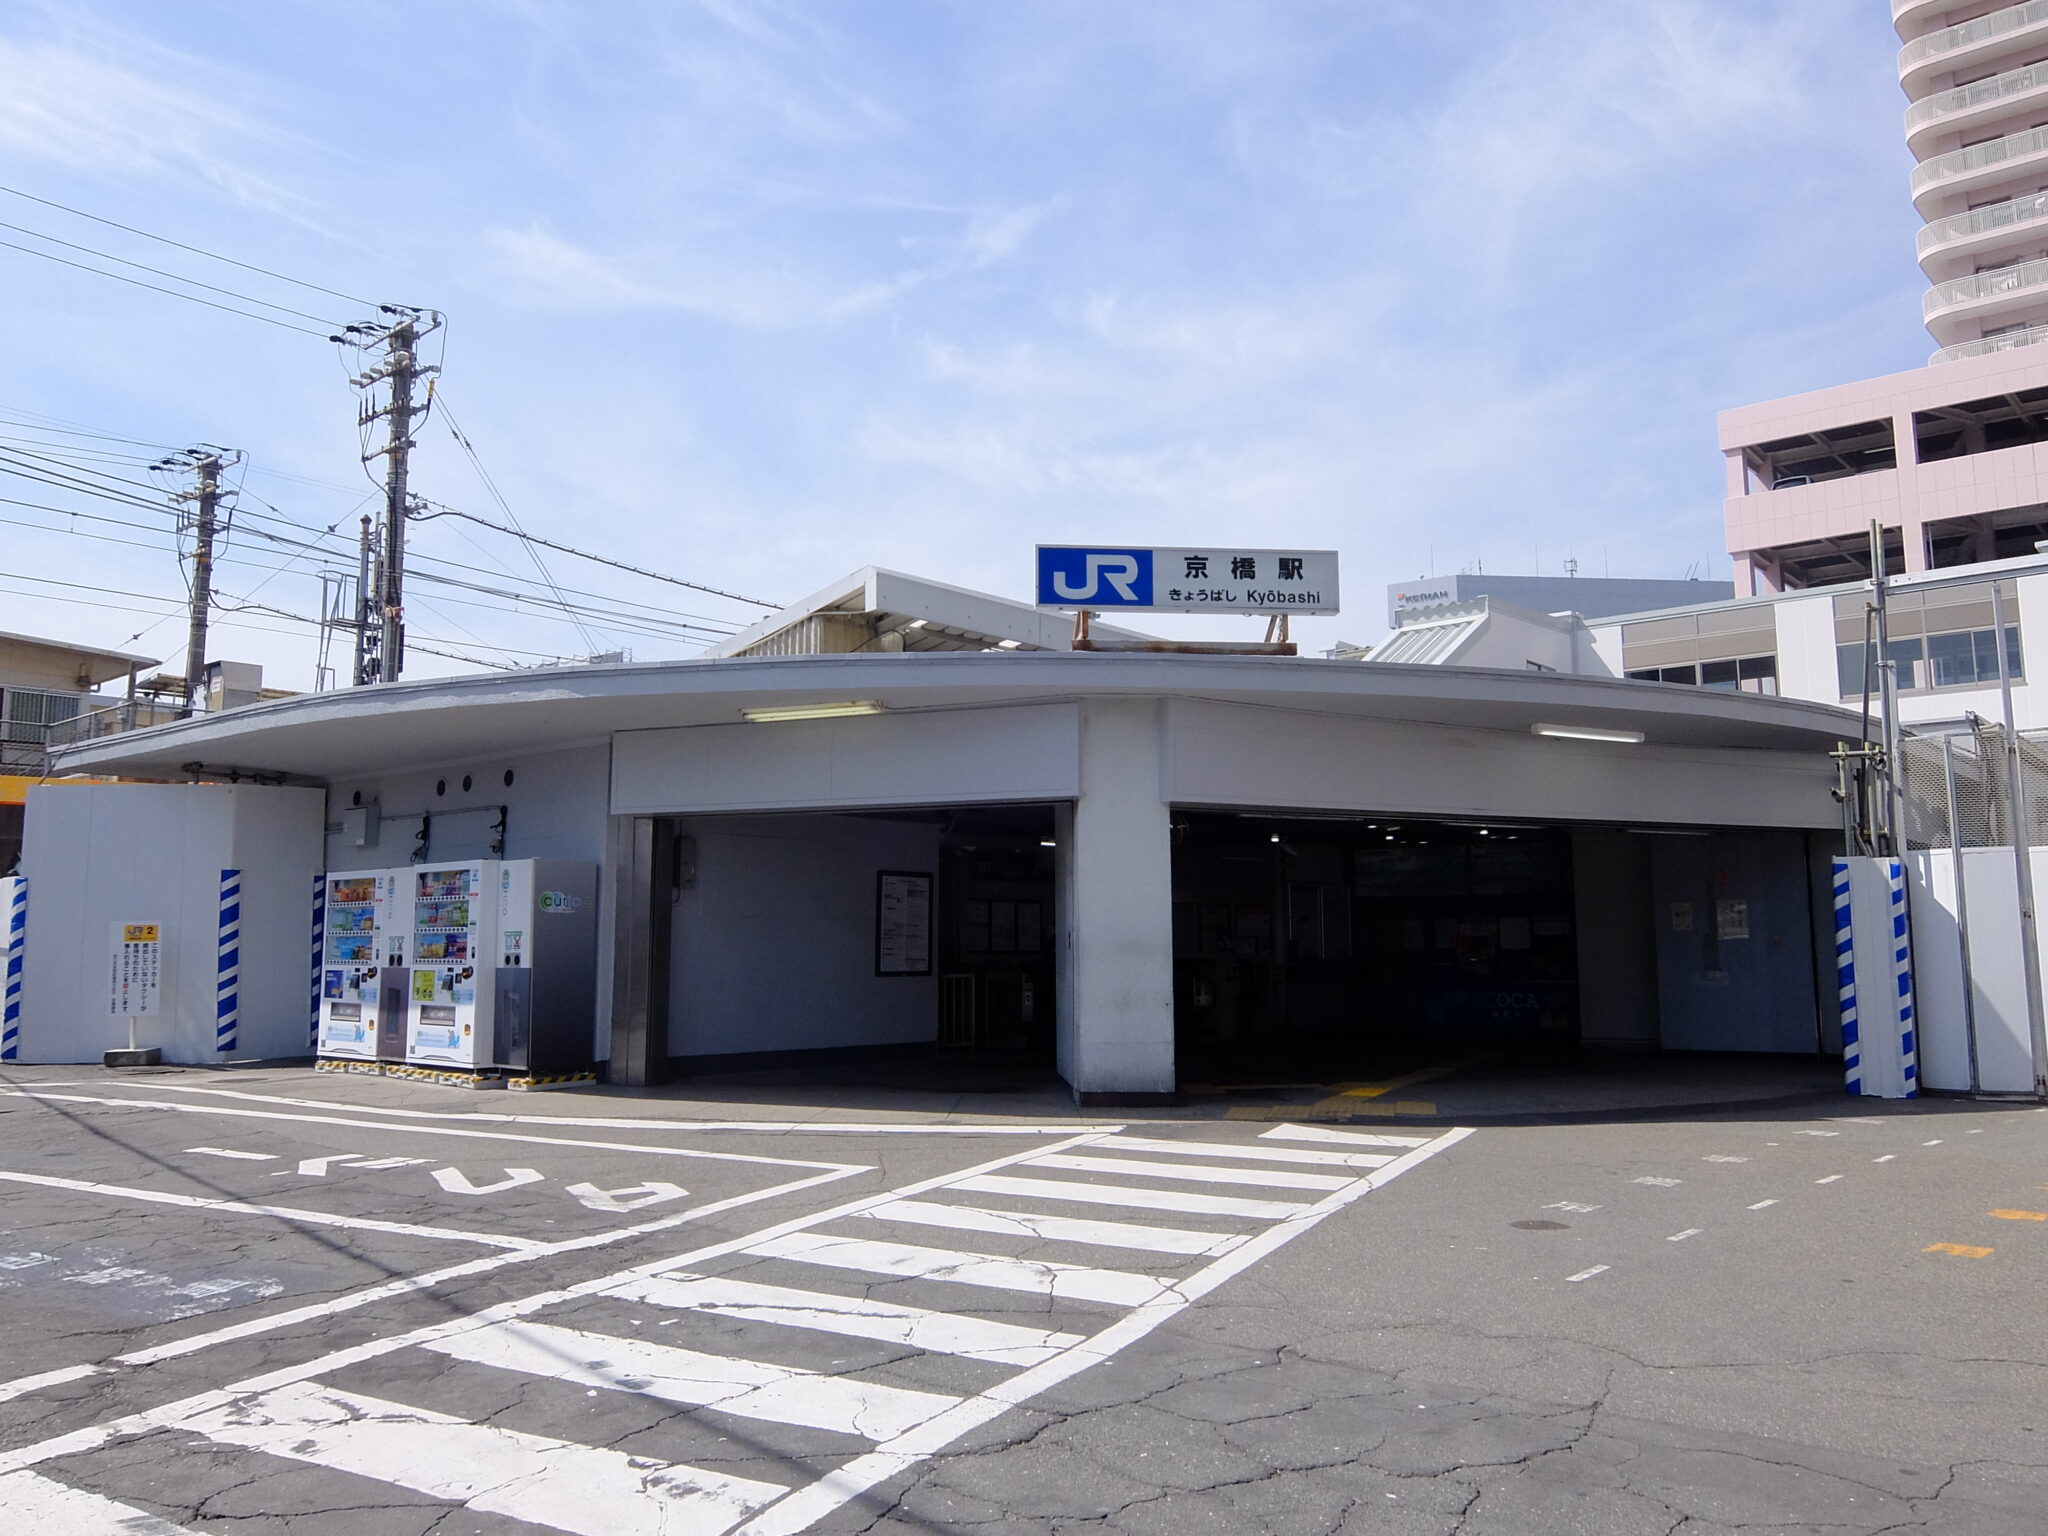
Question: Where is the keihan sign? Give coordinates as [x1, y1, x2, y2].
[1035, 546, 1340, 616]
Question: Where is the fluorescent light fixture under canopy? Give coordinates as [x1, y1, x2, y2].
[1531, 722, 1645, 744]
[741, 701, 885, 723]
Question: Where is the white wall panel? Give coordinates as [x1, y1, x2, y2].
[669, 814, 939, 1058]
[612, 704, 1080, 815]
[1959, 849, 2035, 1093]
[1164, 699, 1835, 829]
[19, 784, 323, 1064]
[1907, 852, 1972, 1092]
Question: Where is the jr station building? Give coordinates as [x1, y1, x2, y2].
[25, 561, 1860, 1101]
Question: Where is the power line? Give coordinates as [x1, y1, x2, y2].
[412, 501, 778, 608]
[0, 235, 332, 337]
[436, 395, 600, 654]
[0, 218, 345, 327]
[0, 183, 377, 307]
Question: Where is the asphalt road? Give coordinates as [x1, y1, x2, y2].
[0, 1064, 2041, 1534]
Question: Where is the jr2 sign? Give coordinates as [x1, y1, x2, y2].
[1035, 546, 1339, 615]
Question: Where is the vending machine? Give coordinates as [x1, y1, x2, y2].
[317, 869, 409, 1062]
[405, 861, 497, 1068]
[491, 859, 599, 1074]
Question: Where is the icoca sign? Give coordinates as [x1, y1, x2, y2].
[1035, 546, 1339, 615]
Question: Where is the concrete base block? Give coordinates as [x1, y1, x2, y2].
[102, 1047, 163, 1068]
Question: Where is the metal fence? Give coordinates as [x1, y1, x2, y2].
[1899, 725, 2048, 850]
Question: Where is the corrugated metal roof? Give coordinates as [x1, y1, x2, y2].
[1370, 615, 1484, 665]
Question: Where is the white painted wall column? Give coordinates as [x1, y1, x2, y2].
[1056, 699, 1175, 1100]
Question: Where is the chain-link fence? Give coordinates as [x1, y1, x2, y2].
[1899, 725, 2048, 850]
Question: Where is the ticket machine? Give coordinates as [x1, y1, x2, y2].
[317, 869, 408, 1062]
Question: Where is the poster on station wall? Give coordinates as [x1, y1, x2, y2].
[107, 921, 162, 1017]
[876, 871, 933, 977]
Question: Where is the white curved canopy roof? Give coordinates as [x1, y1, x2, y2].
[53, 650, 1868, 785]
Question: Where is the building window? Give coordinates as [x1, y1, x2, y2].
[1625, 655, 1775, 693]
[1836, 626, 2021, 697]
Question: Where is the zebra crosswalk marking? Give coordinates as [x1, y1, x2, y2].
[1027, 1152, 1354, 1191]
[0, 1125, 1475, 1536]
[748, 1231, 1171, 1306]
[0, 1469, 199, 1533]
[607, 1272, 1085, 1366]
[179, 1380, 787, 1536]
[862, 1198, 1245, 1256]
[1103, 1135, 1395, 1169]
[954, 1171, 1312, 1219]
[1259, 1123, 1431, 1149]
[425, 1320, 959, 1439]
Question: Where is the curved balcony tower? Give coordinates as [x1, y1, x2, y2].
[1901, 0, 2048, 358]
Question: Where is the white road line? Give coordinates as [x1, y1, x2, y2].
[955, 1172, 1309, 1220]
[0, 1170, 543, 1251]
[0, 1163, 868, 1411]
[607, 1272, 1086, 1367]
[863, 1199, 1243, 1257]
[1259, 1123, 1430, 1149]
[184, 1147, 275, 1162]
[426, 1320, 959, 1439]
[0, 1364, 102, 1406]
[179, 1381, 787, 1536]
[1874, 1154, 1897, 1162]
[1924, 1139, 1944, 1146]
[1796, 1130, 1842, 1138]
[0, 1089, 860, 1172]
[1816, 1175, 1845, 1184]
[1702, 1156, 1748, 1164]
[75, 1080, 1126, 1135]
[748, 1231, 1170, 1307]
[1104, 1136, 1392, 1169]
[1667, 1229, 1703, 1243]
[0, 1469, 198, 1533]
[0, 1132, 1120, 1473]
[1542, 1201, 1601, 1213]
[727, 1127, 1474, 1536]
[1748, 1199, 1780, 1210]
[1633, 1177, 1682, 1187]
[1029, 1152, 1350, 1191]
[1565, 1265, 1610, 1283]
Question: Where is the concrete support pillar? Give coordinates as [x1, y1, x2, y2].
[1055, 699, 1175, 1103]
[605, 814, 671, 1087]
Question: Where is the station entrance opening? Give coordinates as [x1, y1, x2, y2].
[659, 804, 1058, 1082]
[1171, 810, 1834, 1085]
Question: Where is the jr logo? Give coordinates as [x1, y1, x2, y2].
[1036, 548, 1153, 607]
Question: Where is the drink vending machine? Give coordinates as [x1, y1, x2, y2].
[317, 869, 410, 1062]
[406, 861, 494, 1067]
[404, 859, 597, 1071]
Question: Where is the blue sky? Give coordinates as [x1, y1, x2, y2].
[0, 0, 1927, 681]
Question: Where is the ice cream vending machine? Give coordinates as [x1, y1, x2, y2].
[317, 869, 410, 1062]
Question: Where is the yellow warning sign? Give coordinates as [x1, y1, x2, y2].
[122, 924, 159, 943]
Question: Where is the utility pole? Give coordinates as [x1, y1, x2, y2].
[334, 307, 441, 684]
[352, 512, 379, 687]
[154, 445, 242, 716]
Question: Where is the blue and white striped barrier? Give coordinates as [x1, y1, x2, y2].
[2, 878, 23, 1061]
[309, 873, 325, 1052]
[1834, 856, 1917, 1098]
[217, 868, 241, 1054]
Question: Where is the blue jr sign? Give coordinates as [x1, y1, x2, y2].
[1035, 546, 1339, 615]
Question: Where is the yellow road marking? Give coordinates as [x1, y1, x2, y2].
[1335, 1061, 1472, 1100]
[1923, 1242, 1994, 1258]
[1990, 1209, 2047, 1221]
